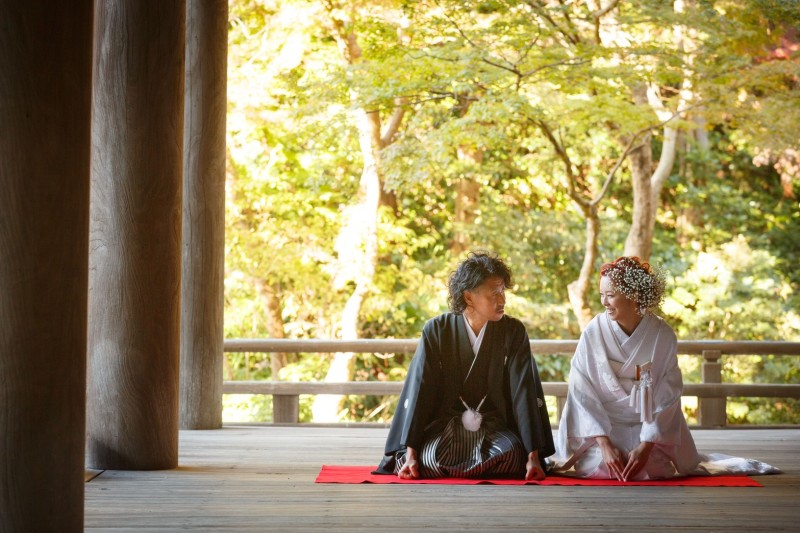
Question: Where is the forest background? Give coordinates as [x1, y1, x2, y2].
[222, 0, 800, 426]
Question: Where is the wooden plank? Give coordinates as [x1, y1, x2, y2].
[84, 426, 800, 531]
[84, 469, 103, 482]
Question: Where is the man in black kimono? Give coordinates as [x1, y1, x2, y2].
[374, 252, 555, 480]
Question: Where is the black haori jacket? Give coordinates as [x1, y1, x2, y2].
[373, 313, 555, 474]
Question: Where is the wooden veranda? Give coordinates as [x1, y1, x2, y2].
[3, 3, 799, 532]
[84, 425, 799, 532]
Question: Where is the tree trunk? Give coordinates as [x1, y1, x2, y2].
[451, 150, 482, 255]
[693, 114, 710, 151]
[254, 278, 289, 377]
[775, 149, 799, 199]
[623, 128, 655, 260]
[313, 4, 407, 422]
[623, 85, 678, 261]
[536, 119, 619, 331]
[568, 206, 600, 329]
[624, 1, 695, 260]
[313, 5, 381, 421]
[313, 104, 382, 422]
[451, 99, 483, 255]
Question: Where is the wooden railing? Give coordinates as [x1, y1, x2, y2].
[222, 339, 800, 427]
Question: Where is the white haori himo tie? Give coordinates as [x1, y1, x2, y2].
[630, 362, 654, 423]
[460, 321, 488, 433]
[460, 395, 487, 432]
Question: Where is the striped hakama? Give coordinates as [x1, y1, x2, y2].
[394, 415, 526, 478]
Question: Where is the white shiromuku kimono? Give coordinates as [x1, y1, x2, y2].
[549, 312, 779, 479]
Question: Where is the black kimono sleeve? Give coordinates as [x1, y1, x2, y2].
[505, 320, 555, 461]
[372, 318, 443, 474]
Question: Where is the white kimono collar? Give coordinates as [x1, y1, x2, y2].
[601, 313, 657, 374]
[462, 316, 488, 384]
[463, 315, 488, 356]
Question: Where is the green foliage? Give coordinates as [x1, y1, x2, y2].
[663, 237, 799, 341]
[726, 356, 800, 424]
[224, 0, 800, 424]
[223, 394, 273, 423]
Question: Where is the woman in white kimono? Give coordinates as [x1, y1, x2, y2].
[549, 256, 778, 481]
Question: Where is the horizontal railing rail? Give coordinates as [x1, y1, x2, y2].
[223, 339, 800, 427]
[224, 338, 800, 355]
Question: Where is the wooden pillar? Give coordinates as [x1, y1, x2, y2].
[87, 0, 186, 470]
[0, 2, 93, 530]
[180, 0, 228, 430]
[698, 349, 727, 427]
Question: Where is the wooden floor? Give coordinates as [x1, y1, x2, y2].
[84, 426, 800, 532]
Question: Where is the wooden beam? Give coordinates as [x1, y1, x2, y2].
[221, 380, 800, 425]
[225, 338, 421, 354]
[222, 381, 800, 399]
[224, 338, 800, 356]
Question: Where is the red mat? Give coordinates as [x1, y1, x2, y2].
[315, 465, 762, 487]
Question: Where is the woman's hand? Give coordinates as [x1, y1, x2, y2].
[525, 450, 546, 481]
[397, 446, 420, 479]
[621, 441, 654, 481]
[595, 436, 626, 481]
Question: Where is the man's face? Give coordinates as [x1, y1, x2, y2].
[465, 275, 506, 323]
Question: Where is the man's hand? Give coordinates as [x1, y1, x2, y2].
[525, 450, 546, 481]
[397, 447, 420, 479]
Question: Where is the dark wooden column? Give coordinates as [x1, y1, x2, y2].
[180, 0, 228, 430]
[0, 3, 93, 530]
[87, 1, 186, 470]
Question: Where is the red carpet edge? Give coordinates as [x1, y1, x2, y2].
[315, 465, 763, 487]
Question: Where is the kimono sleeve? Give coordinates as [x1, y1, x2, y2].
[562, 330, 613, 439]
[372, 319, 442, 473]
[505, 320, 555, 459]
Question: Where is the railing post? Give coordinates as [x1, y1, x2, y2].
[273, 394, 300, 423]
[556, 395, 567, 425]
[698, 350, 726, 427]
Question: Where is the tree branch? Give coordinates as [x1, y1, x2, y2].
[380, 98, 408, 147]
[589, 133, 645, 208]
[589, 101, 697, 209]
[520, 56, 591, 79]
[592, 0, 621, 19]
[433, 0, 480, 49]
[535, 119, 583, 207]
[523, 0, 581, 46]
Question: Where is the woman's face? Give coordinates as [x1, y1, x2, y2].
[599, 275, 639, 325]
[464, 275, 506, 323]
